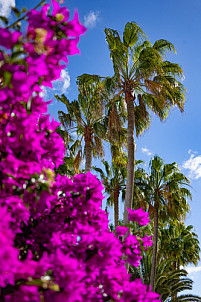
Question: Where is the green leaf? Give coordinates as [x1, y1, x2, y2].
[21, 7, 27, 13]
[38, 77, 42, 86]
[123, 21, 146, 47]
[0, 15, 8, 25]
[11, 7, 21, 18]
[76, 73, 101, 85]
[153, 39, 176, 54]
[11, 51, 25, 61]
[123, 223, 134, 228]
[2, 71, 12, 88]
[123, 22, 138, 47]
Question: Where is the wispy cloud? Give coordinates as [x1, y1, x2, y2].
[60, 70, 70, 93]
[0, 0, 15, 18]
[51, 69, 70, 93]
[182, 150, 201, 179]
[141, 147, 152, 156]
[187, 266, 201, 274]
[188, 149, 198, 155]
[182, 265, 201, 275]
[84, 11, 99, 28]
[39, 70, 70, 105]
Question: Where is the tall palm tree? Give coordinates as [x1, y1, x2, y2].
[55, 77, 107, 173]
[104, 22, 186, 227]
[158, 222, 200, 271]
[134, 155, 191, 290]
[130, 254, 201, 301]
[93, 157, 127, 228]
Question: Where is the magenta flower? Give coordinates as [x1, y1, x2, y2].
[141, 233, 153, 250]
[0, 29, 21, 49]
[66, 10, 86, 37]
[0, 1, 159, 300]
[127, 207, 150, 225]
[120, 279, 160, 301]
[116, 226, 129, 236]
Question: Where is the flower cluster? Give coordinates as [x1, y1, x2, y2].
[0, 1, 159, 301]
[127, 207, 150, 225]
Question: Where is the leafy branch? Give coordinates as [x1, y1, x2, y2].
[6, 0, 47, 29]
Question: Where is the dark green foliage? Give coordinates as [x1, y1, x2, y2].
[130, 254, 201, 301]
[158, 222, 200, 269]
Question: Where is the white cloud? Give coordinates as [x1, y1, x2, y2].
[37, 70, 70, 106]
[39, 86, 47, 98]
[60, 70, 70, 93]
[0, 0, 15, 18]
[141, 147, 152, 156]
[51, 69, 70, 94]
[84, 11, 99, 28]
[188, 149, 198, 155]
[182, 265, 201, 275]
[182, 152, 201, 179]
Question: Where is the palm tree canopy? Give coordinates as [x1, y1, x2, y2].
[105, 22, 186, 136]
[134, 155, 191, 222]
[55, 78, 108, 162]
[158, 222, 200, 268]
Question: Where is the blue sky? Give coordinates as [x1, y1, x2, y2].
[2, 0, 201, 295]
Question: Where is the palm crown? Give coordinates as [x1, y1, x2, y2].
[55, 77, 107, 172]
[105, 22, 185, 135]
[158, 222, 200, 270]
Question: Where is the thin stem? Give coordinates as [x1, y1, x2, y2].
[7, 0, 46, 29]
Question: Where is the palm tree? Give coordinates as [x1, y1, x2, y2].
[130, 254, 201, 301]
[134, 155, 191, 290]
[158, 222, 200, 271]
[104, 22, 186, 227]
[55, 77, 107, 173]
[93, 157, 127, 228]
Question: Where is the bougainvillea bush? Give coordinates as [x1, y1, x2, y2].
[0, 1, 160, 301]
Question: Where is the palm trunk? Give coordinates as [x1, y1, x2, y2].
[114, 188, 120, 229]
[84, 127, 93, 173]
[123, 90, 135, 226]
[173, 259, 177, 271]
[150, 204, 159, 290]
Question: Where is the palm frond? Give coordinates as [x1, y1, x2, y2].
[123, 21, 146, 48]
[153, 39, 176, 55]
